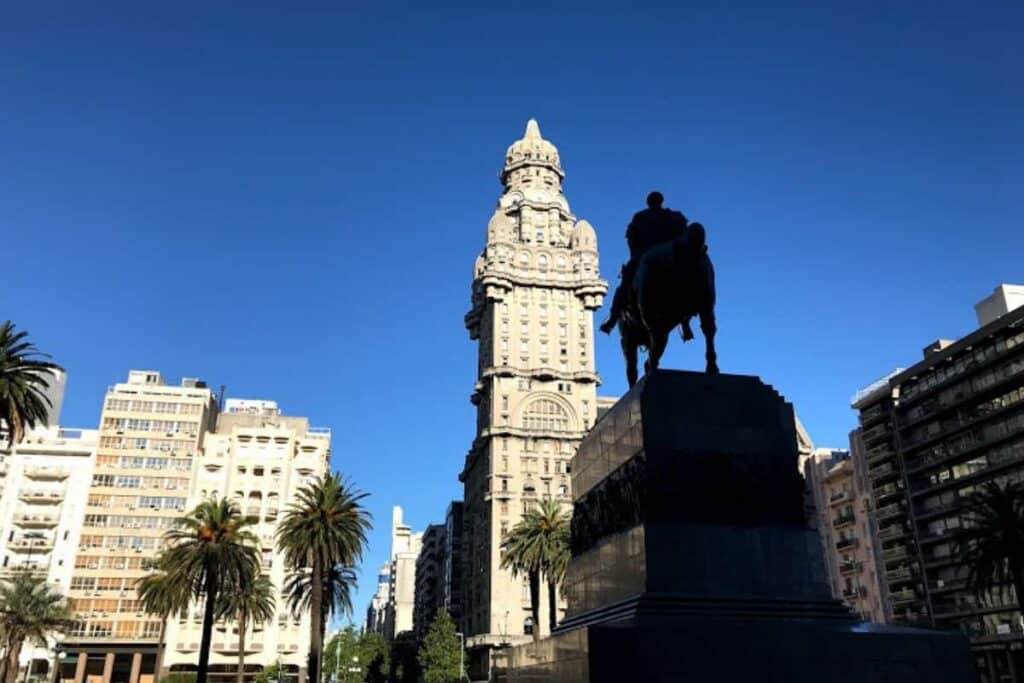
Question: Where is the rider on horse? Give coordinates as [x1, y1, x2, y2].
[600, 191, 688, 335]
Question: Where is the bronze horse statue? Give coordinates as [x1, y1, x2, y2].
[612, 223, 718, 387]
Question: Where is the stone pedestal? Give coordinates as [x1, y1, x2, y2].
[502, 370, 976, 682]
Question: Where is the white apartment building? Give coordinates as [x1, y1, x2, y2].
[0, 425, 97, 683]
[161, 398, 331, 683]
[383, 507, 422, 640]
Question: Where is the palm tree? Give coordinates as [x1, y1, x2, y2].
[0, 571, 71, 683]
[957, 481, 1024, 614]
[0, 321, 63, 447]
[136, 563, 191, 683]
[283, 565, 357, 648]
[216, 574, 276, 683]
[162, 498, 259, 683]
[500, 498, 571, 641]
[275, 473, 370, 683]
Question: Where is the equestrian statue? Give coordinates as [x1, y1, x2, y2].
[600, 191, 718, 387]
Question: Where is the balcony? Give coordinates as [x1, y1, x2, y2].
[9, 537, 54, 552]
[213, 642, 263, 653]
[876, 502, 905, 521]
[874, 482, 902, 501]
[869, 463, 899, 483]
[836, 537, 858, 550]
[887, 566, 913, 582]
[24, 466, 69, 480]
[13, 513, 59, 527]
[891, 588, 918, 607]
[19, 489, 63, 503]
[839, 561, 859, 575]
[878, 524, 909, 541]
[882, 545, 909, 563]
[862, 423, 892, 445]
[828, 490, 850, 506]
[832, 513, 856, 529]
[0, 564, 47, 577]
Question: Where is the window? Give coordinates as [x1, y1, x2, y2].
[522, 399, 571, 432]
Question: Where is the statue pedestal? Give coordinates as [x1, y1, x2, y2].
[501, 371, 976, 682]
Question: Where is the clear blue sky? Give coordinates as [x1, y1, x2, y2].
[3, 2, 1021, 622]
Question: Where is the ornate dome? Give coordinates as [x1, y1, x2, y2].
[501, 119, 564, 184]
[571, 219, 597, 250]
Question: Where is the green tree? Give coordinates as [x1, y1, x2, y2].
[957, 481, 1024, 613]
[0, 321, 63, 447]
[137, 561, 191, 682]
[161, 499, 259, 683]
[216, 574, 276, 683]
[252, 661, 281, 683]
[417, 611, 464, 683]
[275, 473, 370, 683]
[356, 632, 389, 683]
[0, 571, 71, 683]
[388, 633, 419, 683]
[323, 629, 389, 683]
[322, 627, 358, 683]
[500, 497, 571, 641]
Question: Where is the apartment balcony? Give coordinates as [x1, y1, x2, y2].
[828, 490, 850, 506]
[842, 585, 868, 600]
[866, 447, 897, 467]
[873, 482, 903, 502]
[882, 545, 910, 564]
[836, 537, 858, 550]
[13, 512, 59, 527]
[24, 466, 70, 480]
[19, 489, 63, 503]
[869, 463, 899, 483]
[890, 587, 918, 608]
[832, 513, 856, 529]
[861, 422, 892, 445]
[876, 502, 905, 521]
[0, 564, 47, 577]
[887, 566, 914, 583]
[9, 537, 54, 552]
[878, 523, 909, 542]
[839, 561, 859, 575]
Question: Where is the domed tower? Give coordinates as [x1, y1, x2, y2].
[461, 120, 607, 676]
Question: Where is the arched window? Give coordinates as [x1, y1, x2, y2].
[521, 399, 571, 432]
[538, 254, 548, 270]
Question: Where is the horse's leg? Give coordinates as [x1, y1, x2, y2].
[646, 328, 669, 375]
[681, 316, 695, 341]
[622, 329, 639, 388]
[700, 308, 719, 374]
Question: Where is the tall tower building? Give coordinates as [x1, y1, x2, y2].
[460, 119, 606, 676]
[61, 371, 217, 683]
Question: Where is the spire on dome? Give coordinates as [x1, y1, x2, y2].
[524, 118, 542, 140]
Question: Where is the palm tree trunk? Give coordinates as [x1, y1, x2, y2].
[237, 611, 247, 683]
[197, 572, 219, 683]
[4, 638, 23, 683]
[308, 563, 324, 683]
[155, 617, 167, 683]
[546, 577, 558, 634]
[528, 570, 541, 644]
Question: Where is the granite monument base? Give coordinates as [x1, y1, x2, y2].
[500, 371, 975, 682]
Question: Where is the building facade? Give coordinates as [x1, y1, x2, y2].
[59, 371, 217, 683]
[460, 119, 606, 677]
[365, 563, 392, 635]
[852, 286, 1024, 682]
[441, 501, 464, 628]
[803, 447, 887, 623]
[384, 506, 422, 640]
[412, 524, 445, 640]
[0, 425, 97, 682]
[161, 398, 331, 683]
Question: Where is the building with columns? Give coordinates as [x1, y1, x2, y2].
[460, 119, 607, 678]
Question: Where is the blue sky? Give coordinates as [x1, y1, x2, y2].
[2, 2, 1021, 622]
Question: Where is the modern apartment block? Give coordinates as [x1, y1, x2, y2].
[0, 424, 97, 683]
[852, 286, 1024, 682]
[161, 398, 330, 683]
[460, 119, 606, 678]
[59, 371, 217, 683]
[803, 447, 887, 623]
[441, 501, 464, 628]
[412, 524, 445, 640]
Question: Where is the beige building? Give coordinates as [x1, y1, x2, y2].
[460, 119, 607, 678]
[383, 506, 422, 640]
[60, 371, 218, 683]
[162, 398, 330, 683]
[0, 424, 97, 683]
[804, 447, 887, 623]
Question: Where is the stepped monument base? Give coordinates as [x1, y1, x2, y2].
[500, 370, 976, 682]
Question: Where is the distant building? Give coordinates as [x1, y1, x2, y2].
[851, 285, 1024, 682]
[441, 502, 464, 627]
[384, 507, 422, 640]
[803, 447, 887, 623]
[413, 524, 445, 639]
[0, 425, 97, 683]
[365, 563, 392, 635]
[162, 399, 331, 683]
